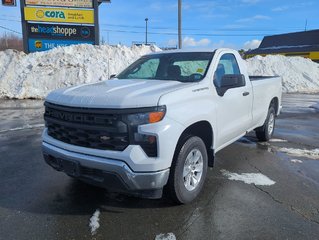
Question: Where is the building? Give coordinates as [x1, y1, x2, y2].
[245, 29, 319, 62]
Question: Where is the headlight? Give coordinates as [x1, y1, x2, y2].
[126, 106, 166, 125]
[124, 106, 166, 157]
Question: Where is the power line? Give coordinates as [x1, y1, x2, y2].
[0, 25, 22, 35]
[0, 18, 303, 33]
[0, 18, 22, 23]
[100, 22, 303, 32]
[101, 29, 272, 37]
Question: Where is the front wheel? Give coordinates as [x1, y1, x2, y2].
[167, 136, 208, 204]
[255, 105, 276, 141]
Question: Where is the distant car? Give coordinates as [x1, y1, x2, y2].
[42, 48, 282, 203]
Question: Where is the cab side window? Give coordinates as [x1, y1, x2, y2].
[214, 54, 241, 88]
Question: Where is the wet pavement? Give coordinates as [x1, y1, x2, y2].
[0, 94, 319, 240]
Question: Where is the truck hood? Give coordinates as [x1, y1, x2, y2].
[46, 79, 189, 108]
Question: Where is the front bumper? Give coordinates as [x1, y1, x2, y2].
[42, 142, 170, 199]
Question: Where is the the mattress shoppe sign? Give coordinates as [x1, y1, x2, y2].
[25, 0, 94, 8]
[1, 0, 110, 53]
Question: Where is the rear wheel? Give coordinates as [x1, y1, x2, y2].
[255, 105, 276, 141]
[167, 136, 208, 204]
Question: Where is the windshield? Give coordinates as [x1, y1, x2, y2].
[117, 52, 214, 82]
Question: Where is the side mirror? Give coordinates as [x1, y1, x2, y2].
[109, 74, 116, 79]
[216, 74, 245, 96]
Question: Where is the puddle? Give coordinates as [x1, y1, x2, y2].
[238, 137, 256, 145]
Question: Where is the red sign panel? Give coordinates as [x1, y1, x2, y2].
[2, 0, 16, 6]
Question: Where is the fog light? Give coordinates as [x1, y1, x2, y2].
[133, 133, 157, 157]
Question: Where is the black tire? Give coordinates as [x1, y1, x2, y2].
[167, 136, 208, 204]
[255, 105, 276, 142]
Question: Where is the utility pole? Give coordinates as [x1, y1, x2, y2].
[178, 0, 182, 49]
[145, 18, 149, 45]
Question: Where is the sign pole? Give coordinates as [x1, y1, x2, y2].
[94, 0, 100, 45]
[19, 0, 29, 53]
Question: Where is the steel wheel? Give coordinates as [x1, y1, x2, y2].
[255, 105, 276, 142]
[183, 149, 204, 191]
[268, 111, 275, 136]
[167, 136, 208, 204]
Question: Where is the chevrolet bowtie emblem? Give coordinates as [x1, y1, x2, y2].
[100, 136, 110, 141]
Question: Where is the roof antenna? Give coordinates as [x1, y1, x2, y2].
[304, 19, 308, 31]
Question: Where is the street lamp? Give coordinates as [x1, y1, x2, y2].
[145, 18, 149, 45]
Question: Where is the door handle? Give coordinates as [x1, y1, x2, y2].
[243, 92, 250, 96]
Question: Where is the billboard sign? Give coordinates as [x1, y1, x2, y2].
[25, 0, 93, 8]
[28, 38, 94, 52]
[27, 23, 95, 41]
[2, 0, 16, 6]
[24, 7, 94, 24]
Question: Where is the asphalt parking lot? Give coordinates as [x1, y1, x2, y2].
[0, 94, 319, 240]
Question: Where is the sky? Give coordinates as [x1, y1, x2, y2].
[0, 0, 319, 50]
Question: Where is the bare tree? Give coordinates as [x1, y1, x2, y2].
[0, 33, 23, 51]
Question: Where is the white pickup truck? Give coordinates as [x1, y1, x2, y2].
[42, 48, 282, 203]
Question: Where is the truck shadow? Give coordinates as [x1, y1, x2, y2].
[59, 179, 177, 213]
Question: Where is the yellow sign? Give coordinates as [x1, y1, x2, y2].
[24, 7, 94, 24]
[25, 0, 93, 8]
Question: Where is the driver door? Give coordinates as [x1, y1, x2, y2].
[213, 53, 253, 148]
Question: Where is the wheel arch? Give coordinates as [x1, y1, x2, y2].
[175, 120, 215, 167]
[270, 97, 279, 115]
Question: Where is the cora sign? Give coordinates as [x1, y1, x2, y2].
[24, 7, 94, 24]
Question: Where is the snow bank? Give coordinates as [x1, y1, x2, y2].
[1, 46, 319, 99]
[0, 44, 161, 99]
[246, 55, 319, 93]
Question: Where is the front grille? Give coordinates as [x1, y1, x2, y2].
[44, 103, 129, 151]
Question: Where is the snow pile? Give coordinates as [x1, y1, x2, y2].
[155, 233, 176, 240]
[291, 159, 303, 163]
[221, 169, 276, 186]
[89, 209, 101, 235]
[1, 46, 319, 99]
[0, 44, 161, 99]
[269, 138, 288, 143]
[277, 147, 319, 160]
[246, 55, 319, 93]
[0, 123, 44, 133]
